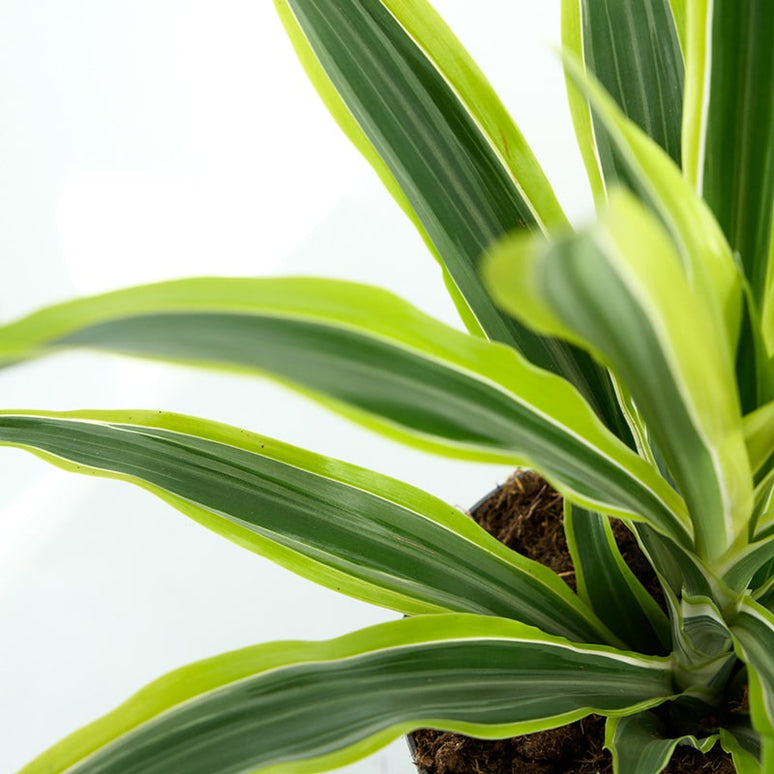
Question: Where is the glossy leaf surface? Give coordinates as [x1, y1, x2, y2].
[720, 726, 763, 774]
[0, 409, 615, 642]
[684, 0, 774, 306]
[731, 598, 774, 767]
[485, 191, 751, 561]
[562, 0, 683, 196]
[275, 0, 628, 438]
[606, 710, 716, 774]
[579, 0, 683, 173]
[562, 56, 741, 353]
[565, 504, 669, 654]
[21, 615, 675, 774]
[0, 278, 686, 538]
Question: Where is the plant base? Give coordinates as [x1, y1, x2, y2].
[409, 470, 735, 774]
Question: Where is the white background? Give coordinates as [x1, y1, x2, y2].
[0, 2, 589, 771]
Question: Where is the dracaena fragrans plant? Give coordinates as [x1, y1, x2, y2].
[4, 0, 774, 772]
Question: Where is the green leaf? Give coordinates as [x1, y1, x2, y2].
[561, 54, 741, 355]
[681, 0, 774, 413]
[273, 0, 489, 341]
[564, 503, 670, 654]
[0, 278, 688, 543]
[668, 1, 688, 57]
[605, 710, 717, 774]
[731, 612, 774, 772]
[736, 399, 774, 538]
[20, 614, 675, 774]
[0, 409, 616, 643]
[635, 525, 723, 602]
[0, 277, 628, 468]
[585, 0, 684, 164]
[680, 0, 708, 189]
[666, 591, 737, 701]
[762, 250, 774, 363]
[561, 0, 606, 203]
[720, 726, 763, 774]
[678, 594, 733, 660]
[274, 0, 628, 439]
[744, 401, 774, 488]
[562, 0, 683, 195]
[683, 0, 774, 306]
[485, 189, 752, 562]
[719, 535, 774, 594]
[738, 276, 774, 413]
[276, 0, 568, 234]
[731, 599, 774, 761]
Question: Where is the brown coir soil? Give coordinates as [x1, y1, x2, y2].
[410, 470, 736, 774]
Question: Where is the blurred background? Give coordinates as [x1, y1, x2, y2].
[0, 2, 589, 770]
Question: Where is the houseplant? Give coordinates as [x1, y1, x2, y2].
[3, 0, 774, 771]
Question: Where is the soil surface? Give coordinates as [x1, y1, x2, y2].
[410, 470, 736, 774]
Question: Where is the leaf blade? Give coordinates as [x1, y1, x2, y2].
[0, 409, 620, 643]
[565, 504, 670, 654]
[569, 0, 684, 189]
[731, 598, 774, 756]
[606, 710, 717, 774]
[561, 53, 741, 354]
[561, 0, 607, 203]
[719, 726, 763, 774]
[485, 190, 751, 561]
[273, 0, 627, 435]
[684, 1, 774, 306]
[0, 277, 688, 543]
[20, 615, 675, 774]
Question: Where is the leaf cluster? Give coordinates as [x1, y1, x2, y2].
[6, 1, 774, 772]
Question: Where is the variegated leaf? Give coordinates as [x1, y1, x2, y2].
[561, 55, 741, 355]
[485, 190, 751, 561]
[606, 710, 717, 774]
[561, 0, 683, 200]
[0, 409, 618, 643]
[731, 598, 774, 770]
[20, 615, 675, 774]
[274, 0, 630, 438]
[564, 504, 669, 654]
[683, 0, 774, 310]
[0, 277, 688, 542]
